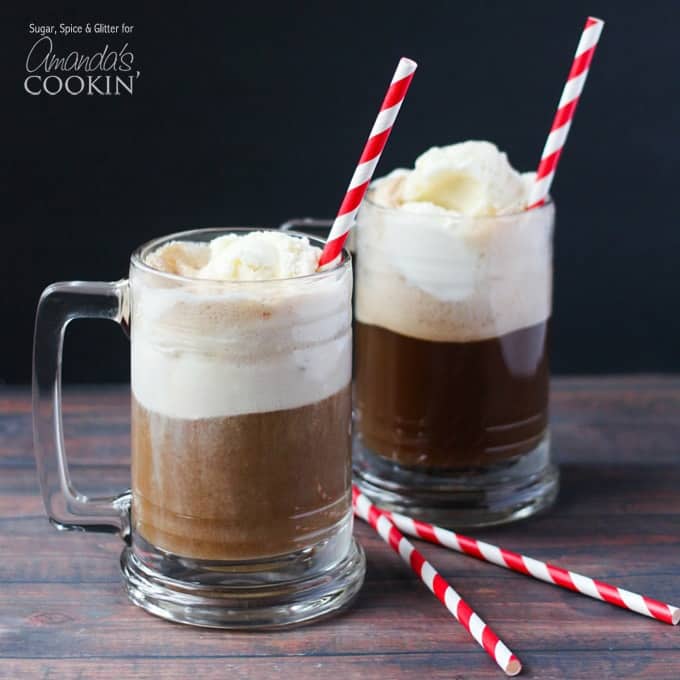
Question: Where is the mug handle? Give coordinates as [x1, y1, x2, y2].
[279, 218, 357, 253]
[32, 279, 131, 538]
[278, 217, 333, 237]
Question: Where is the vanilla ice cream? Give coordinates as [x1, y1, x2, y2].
[145, 230, 321, 281]
[355, 141, 553, 342]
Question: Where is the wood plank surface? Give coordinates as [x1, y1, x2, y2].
[1, 378, 679, 679]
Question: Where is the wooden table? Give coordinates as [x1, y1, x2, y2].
[1, 378, 679, 679]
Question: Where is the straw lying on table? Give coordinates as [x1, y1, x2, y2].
[353, 487, 522, 676]
[527, 16, 604, 209]
[317, 57, 417, 268]
[361, 501, 680, 626]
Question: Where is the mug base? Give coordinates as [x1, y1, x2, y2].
[353, 435, 558, 528]
[120, 537, 365, 629]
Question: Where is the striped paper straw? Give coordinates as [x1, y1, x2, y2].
[317, 57, 417, 267]
[369, 505, 679, 626]
[527, 16, 604, 209]
[353, 487, 522, 676]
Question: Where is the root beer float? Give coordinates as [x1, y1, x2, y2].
[353, 141, 558, 526]
[131, 231, 353, 560]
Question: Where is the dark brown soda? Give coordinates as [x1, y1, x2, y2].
[355, 321, 549, 469]
[132, 386, 351, 560]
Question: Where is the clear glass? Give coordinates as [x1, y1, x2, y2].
[32, 227, 365, 628]
[32, 279, 131, 535]
[351, 197, 559, 527]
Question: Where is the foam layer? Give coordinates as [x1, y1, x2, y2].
[355, 142, 553, 343]
[132, 235, 351, 419]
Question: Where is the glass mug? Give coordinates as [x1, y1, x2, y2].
[352, 197, 558, 526]
[32, 227, 365, 628]
[284, 196, 558, 528]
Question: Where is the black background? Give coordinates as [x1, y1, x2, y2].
[2, 1, 678, 383]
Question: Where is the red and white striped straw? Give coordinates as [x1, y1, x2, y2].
[353, 487, 522, 676]
[527, 16, 604, 209]
[368, 505, 679, 626]
[317, 57, 417, 267]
